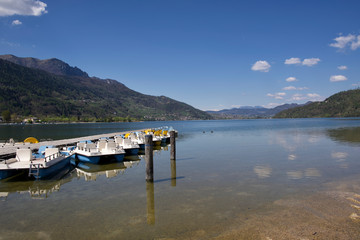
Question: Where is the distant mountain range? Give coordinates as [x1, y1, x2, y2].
[207, 103, 310, 118]
[0, 55, 212, 122]
[274, 89, 360, 118]
[2, 55, 359, 122]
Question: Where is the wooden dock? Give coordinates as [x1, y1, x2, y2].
[0, 130, 144, 158]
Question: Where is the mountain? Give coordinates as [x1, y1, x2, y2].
[0, 56, 212, 122]
[0, 54, 88, 78]
[207, 103, 307, 118]
[207, 106, 267, 116]
[274, 89, 360, 118]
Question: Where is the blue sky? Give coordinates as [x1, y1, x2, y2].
[1, 0, 360, 111]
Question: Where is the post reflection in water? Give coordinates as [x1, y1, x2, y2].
[146, 181, 155, 225]
[171, 160, 176, 187]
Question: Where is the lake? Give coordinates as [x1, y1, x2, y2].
[1, 119, 360, 239]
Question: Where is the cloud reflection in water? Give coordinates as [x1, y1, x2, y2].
[254, 165, 272, 178]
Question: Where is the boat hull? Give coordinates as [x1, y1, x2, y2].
[76, 154, 101, 164]
[161, 137, 169, 144]
[75, 153, 125, 164]
[0, 169, 24, 180]
[125, 148, 139, 155]
[36, 157, 71, 179]
[114, 154, 125, 161]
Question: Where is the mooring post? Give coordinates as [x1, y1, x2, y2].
[145, 134, 153, 182]
[171, 159, 176, 187]
[170, 131, 176, 160]
[146, 181, 155, 225]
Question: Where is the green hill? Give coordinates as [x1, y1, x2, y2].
[0, 57, 212, 122]
[274, 89, 360, 118]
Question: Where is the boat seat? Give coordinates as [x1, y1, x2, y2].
[122, 138, 132, 146]
[114, 137, 122, 144]
[85, 143, 98, 152]
[45, 148, 59, 160]
[106, 141, 117, 151]
[16, 148, 32, 162]
[5, 158, 17, 164]
[77, 142, 85, 150]
[85, 143, 96, 148]
[97, 140, 106, 151]
[129, 133, 137, 140]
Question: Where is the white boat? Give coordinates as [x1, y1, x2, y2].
[0, 147, 72, 180]
[73, 139, 126, 164]
[128, 132, 146, 149]
[115, 136, 140, 155]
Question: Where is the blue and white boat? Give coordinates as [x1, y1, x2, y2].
[60, 146, 76, 157]
[0, 146, 72, 180]
[74, 139, 126, 164]
[115, 136, 140, 155]
[127, 132, 146, 149]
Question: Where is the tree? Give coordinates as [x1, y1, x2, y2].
[1, 110, 11, 122]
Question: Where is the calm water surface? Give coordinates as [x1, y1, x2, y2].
[1, 119, 360, 239]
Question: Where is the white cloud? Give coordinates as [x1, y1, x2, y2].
[302, 58, 320, 66]
[351, 35, 360, 50]
[267, 92, 286, 100]
[286, 77, 297, 82]
[284, 57, 301, 65]
[283, 86, 308, 91]
[263, 102, 283, 108]
[330, 34, 355, 49]
[0, 0, 47, 16]
[307, 93, 321, 99]
[330, 75, 347, 82]
[338, 65, 347, 70]
[251, 60, 271, 72]
[298, 87, 309, 90]
[11, 19, 22, 25]
[291, 93, 305, 101]
[285, 57, 320, 66]
[289, 93, 322, 101]
[283, 86, 297, 91]
[330, 34, 360, 51]
[230, 105, 242, 108]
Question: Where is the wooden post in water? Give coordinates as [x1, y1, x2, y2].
[146, 181, 155, 225]
[145, 134, 153, 182]
[171, 159, 176, 187]
[170, 131, 176, 160]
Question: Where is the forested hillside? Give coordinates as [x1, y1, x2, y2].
[0, 57, 212, 122]
[274, 89, 360, 118]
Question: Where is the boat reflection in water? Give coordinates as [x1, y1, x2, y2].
[75, 156, 141, 181]
[138, 143, 169, 160]
[0, 171, 75, 200]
